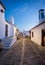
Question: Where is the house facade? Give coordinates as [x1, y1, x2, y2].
[0, 2, 18, 49]
[31, 22, 45, 46]
[30, 9, 45, 46]
[0, 2, 17, 40]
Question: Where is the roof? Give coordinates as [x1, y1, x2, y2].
[0, 1, 6, 9]
[6, 20, 16, 28]
[30, 21, 45, 30]
[39, 9, 44, 12]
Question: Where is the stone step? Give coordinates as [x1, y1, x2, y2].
[2, 37, 16, 49]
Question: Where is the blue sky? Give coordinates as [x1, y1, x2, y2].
[1, 0, 45, 31]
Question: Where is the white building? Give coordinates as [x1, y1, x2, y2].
[0, 2, 18, 49]
[30, 9, 45, 46]
[23, 31, 30, 37]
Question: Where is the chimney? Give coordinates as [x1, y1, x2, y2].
[39, 9, 45, 23]
[10, 16, 14, 24]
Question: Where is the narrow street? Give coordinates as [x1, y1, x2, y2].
[0, 38, 45, 65]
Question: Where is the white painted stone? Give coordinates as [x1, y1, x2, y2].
[0, 2, 18, 49]
[31, 23, 45, 45]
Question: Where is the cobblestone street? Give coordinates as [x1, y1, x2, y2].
[0, 38, 45, 65]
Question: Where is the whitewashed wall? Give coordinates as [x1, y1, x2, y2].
[0, 3, 17, 39]
[31, 23, 45, 45]
[5, 22, 16, 37]
[14, 26, 16, 37]
[10, 16, 17, 37]
[10, 25, 14, 37]
[5, 21, 11, 37]
[0, 4, 5, 39]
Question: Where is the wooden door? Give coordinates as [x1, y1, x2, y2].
[42, 30, 45, 46]
[43, 36, 45, 46]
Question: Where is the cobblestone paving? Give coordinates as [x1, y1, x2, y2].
[22, 39, 45, 65]
[0, 49, 8, 63]
[0, 38, 45, 65]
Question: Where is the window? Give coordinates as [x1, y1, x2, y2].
[41, 12, 44, 18]
[32, 32, 34, 37]
[0, 9, 4, 13]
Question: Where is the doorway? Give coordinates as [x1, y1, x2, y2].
[5, 24, 8, 37]
[42, 30, 45, 46]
